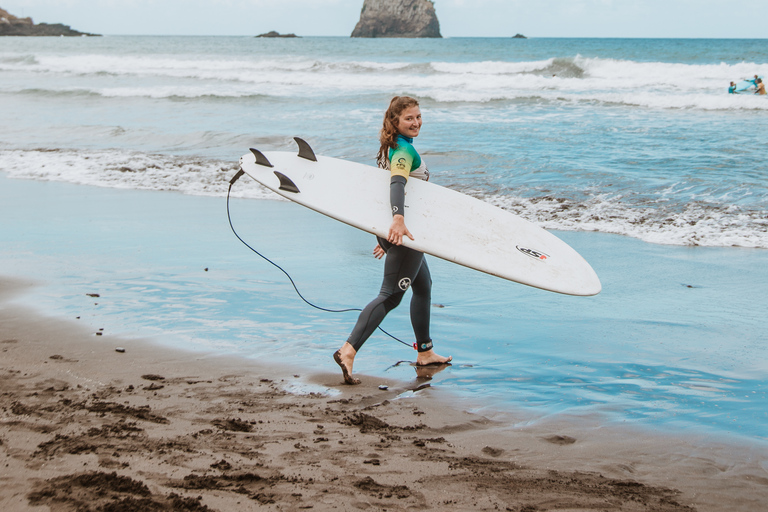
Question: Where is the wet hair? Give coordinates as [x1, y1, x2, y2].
[376, 96, 420, 169]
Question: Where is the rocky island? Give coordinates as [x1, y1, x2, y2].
[0, 7, 99, 36]
[352, 0, 441, 38]
[256, 31, 299, 38]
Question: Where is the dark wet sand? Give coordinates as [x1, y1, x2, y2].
[2, 276, 766, 511]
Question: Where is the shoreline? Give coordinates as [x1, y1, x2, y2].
[2, 277, 767, 511]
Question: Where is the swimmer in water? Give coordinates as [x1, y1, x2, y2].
[756, 78, 766, 95]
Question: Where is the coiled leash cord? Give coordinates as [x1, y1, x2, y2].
[227, 170, 412, 348]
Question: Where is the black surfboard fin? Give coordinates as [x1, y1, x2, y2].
[273, 171, 300, 193]
[249, 148, 273, 168]
[294, 137, 317, 162]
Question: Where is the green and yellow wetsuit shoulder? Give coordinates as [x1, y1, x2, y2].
[389, 135, 421, 180]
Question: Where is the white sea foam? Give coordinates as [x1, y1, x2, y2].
[2, 149, 765, 249]
[0, 149, 273, 200]
[430, 58, 556, 75]
[482, 192, 768, 249]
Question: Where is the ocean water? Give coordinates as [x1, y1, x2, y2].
[1, 37, 767, 444]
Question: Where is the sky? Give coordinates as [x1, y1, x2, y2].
[3, 0, 766, 38]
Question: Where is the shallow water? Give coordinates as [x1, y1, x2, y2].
[2, 176, 766, 444]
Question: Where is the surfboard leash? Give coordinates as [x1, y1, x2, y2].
[226, 171, 413, 348]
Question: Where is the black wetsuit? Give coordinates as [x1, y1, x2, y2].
[346, 135, 434, 353]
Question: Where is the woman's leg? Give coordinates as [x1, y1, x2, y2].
[409, 258, 431, 345]
[347, 244, 425, 351]
[409, 258, 452, 366]
[335, 244, 425, 384]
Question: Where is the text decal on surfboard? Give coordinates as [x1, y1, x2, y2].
[516, 246, 549, 261]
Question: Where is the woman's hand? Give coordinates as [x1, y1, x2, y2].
[387, 215, 414, 246]
[373, 244, 386, 259]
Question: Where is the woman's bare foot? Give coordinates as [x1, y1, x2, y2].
[333, 343, 360, 385]
[416, 349, 452, 367]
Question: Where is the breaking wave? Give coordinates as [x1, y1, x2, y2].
[3, 51, 767, 110]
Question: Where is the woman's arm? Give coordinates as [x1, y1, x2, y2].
[387, 145, 417, 245]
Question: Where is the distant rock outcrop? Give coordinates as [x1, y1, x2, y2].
[0, 7, 99, 36]
[351, 0, 441, 38]
[512, 33, 527, 39]
[256, 31, 299, 38]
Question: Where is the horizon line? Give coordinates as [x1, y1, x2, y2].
[55, 34, 768, 40]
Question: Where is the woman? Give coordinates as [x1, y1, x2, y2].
[333, 96, 452, 385]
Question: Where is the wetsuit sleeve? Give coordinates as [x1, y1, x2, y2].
[390, 175, 407, 217]
[389, 145, 414, 217]
[389, 146, 414, 180]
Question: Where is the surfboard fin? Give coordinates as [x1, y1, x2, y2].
[294, 137, 317, 162]
[273, 171, 300, 193]
[249, 148, 273, 168]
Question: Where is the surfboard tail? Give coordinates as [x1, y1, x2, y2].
[294, 137, 317, 162]
[249, 148, 273, 167]
[273, 171, 300, 193]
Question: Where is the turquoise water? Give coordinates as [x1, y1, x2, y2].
[1, 37, 767, 443]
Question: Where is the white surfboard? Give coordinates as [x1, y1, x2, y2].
[238, 138, 601, 296]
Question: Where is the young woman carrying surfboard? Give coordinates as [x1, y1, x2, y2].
[333, 96, 452, 385]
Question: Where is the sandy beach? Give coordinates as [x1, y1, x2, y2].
[2, 276, 766, 512]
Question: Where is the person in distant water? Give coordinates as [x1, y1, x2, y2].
[333, 96, 452, 385]
[728, 81, 737, 94]
[755, 78, 766, 95]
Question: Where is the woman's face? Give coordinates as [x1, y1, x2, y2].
[396, 105, 422, 138]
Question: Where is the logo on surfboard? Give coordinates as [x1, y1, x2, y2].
[516, 246, 549, 261]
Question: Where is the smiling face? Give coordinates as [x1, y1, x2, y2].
[396, 105, 422, 138]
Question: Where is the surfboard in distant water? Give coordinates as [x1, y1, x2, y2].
[735, 76, 763, 92]
[239, 138, 601, 296]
